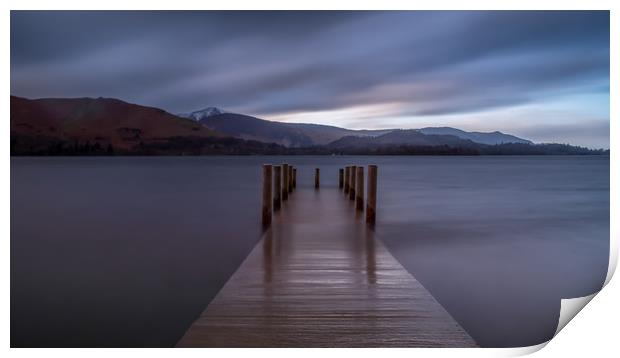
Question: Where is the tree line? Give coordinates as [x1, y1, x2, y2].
[11, 134, 609, 156]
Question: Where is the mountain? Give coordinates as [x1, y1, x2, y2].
[198, 113, 315, 147]
[328, 129, 479, 149]
[287, 123, 393, 146]
[197, 111, 390, 147]
[417, 127, 532, 145]
[10, 96, 285, 155]
[326, 130, 604, 155]
[10, 96, 223, 152]
[12, 96, 602, 156]
[178, 107, 226, 121]
[188, 107, 531, 147]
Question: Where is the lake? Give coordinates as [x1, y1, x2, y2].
[10, 155, 609, 347]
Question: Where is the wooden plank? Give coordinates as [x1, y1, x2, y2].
[177, 188, 476, 347]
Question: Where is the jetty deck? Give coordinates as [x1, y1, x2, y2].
[177, 187, 476, 347]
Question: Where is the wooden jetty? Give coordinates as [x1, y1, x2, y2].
[177, 166, 476, 348]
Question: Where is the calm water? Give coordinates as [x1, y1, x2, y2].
[11, 156, 609, 347]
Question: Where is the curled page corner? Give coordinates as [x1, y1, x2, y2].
[549, 229, 618, 342]
[604, 234, 618, 287]
[496, 341, 549, 357]
[546, 240, 615, 345]
[503, 240, 616, 356]
[554, 293, 597, 336]
[499, 294, 598, 357]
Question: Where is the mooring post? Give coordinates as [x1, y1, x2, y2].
[282, 163, 289, 201]
[315, 168, 320, 189]
[288, 166, 294, 193]
[356, 166, 364, 211]
[344, 167, 350, 194]
[273, 165, 282, 210]
[339, 168, 344, 189]
[293, 168, 297, 189]
[349, 166, 356, 201]
[366, 165, 377, 224]
[262, 164, 273, 227]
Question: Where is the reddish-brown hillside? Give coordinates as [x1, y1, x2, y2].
[10, 96, 223, 151]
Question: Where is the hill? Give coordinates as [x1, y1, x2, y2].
[10, 96, 282, 155]
[325, 130, 604, 155]
[417, 127, 532, 145]
[11, 96, 605, 156]
[328, 129, 479, 149]
[197, 112, 389, 147]
[192, 107, 530, 147]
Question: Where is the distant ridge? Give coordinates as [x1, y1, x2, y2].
[10, 95, 605, 156]
[196, 111, 389, 147]
[182, 105, 532, 147]
[325, 129, 604, 155]
[328, 129, 480, 150]
[417, 127, 532, 145]
[198, 112, 316, 147]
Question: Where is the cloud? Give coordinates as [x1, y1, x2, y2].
[10, 10, 610, 147]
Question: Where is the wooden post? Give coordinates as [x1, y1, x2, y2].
[349, 166, 356, 201]
[366, 165, 377, 224]
[282, 163, 289, 201]
[314, 168, 320, 189]
[356, 166, 364, 211]
[339, 168, 344, 189]
[262, 164, 273, 227]
[288, 166, 293, 193]
[344, 167, 350, 194]
[293, 168, 297, 189]
[273, 165, 281, 210]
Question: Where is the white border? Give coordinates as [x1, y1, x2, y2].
[3, 1, 617, 357]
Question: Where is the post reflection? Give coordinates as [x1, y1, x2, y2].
[262, 230, 273, 284]
[364, 227, 377, 285]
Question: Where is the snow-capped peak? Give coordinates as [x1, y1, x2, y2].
[178, 107, 226, 121]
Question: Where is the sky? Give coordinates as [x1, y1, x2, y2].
[10, 11, 610, 148]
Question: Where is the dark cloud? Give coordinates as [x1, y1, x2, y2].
[10, 10, 609, 146]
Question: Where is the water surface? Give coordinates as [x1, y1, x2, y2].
[11, 156, 609, 347]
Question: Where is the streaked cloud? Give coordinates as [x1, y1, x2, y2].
[10, 10, 609, 148]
